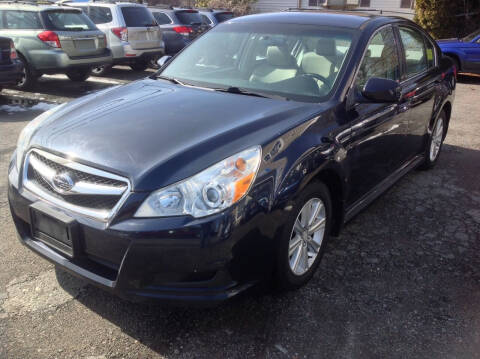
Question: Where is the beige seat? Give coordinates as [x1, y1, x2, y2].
[301, 38, 339, 81]
[250, 45, 297, 84]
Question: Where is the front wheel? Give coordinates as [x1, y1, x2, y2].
[275, 182, 332, 290]
[91, 65, 111, 76]
[66, 68, 91, 82]
[13, 56, 36, 90]
[420, 110, 446, 170]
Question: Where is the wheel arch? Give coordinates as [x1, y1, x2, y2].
[443, 52, 462, 71]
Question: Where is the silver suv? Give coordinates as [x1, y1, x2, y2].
[68, 2, 164, 74]
[0, 2, 112, 89]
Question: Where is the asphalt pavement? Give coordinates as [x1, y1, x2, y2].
[0, 70, 479, 359]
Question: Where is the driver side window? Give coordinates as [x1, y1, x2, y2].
[355, 27, 400, 90]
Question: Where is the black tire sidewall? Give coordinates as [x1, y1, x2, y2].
[130, 60, 148, 71]
[275, 181, 332, 289]
[14, 56, 34, 90]
[422, 110, 446, 169]
[66, 69, 91, 82]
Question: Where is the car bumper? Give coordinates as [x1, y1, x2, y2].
[110, 42, 165, 63]
[29, 49, 113, 73]
[7, 155, 277, 305]
[0, 60, 23, 85]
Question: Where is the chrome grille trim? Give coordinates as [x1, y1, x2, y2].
[22, 149, 131, 222]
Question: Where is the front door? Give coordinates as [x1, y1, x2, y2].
[345, 26, 408, 205]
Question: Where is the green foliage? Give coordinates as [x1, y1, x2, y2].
[415, 0, 480, 39]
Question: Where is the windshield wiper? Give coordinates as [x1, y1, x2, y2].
[213, 86, 288, 100]
[156, 75, 189, 86]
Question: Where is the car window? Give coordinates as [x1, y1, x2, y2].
[152, 12, 171, 25]
[42, 10, 97, 31]
[355, 26, 400, 89]
[398, 27, 428, 77]
[121, 7, 156, 27]
[200, 14, 212, 25]
[425, 37, 435, 68]
[214, 12, 233, 23]
[161, 23, 354, 102]
[89, 6, 112, 24]
[174, 10, 202, 25]
[4, 11, 42, 29]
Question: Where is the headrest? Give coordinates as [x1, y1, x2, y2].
[316, 38, 336, 57]
[266, 46, 295, 67]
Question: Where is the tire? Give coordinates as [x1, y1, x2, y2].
[13, 55, 36, 90]
[130, 60, 149, 71]
[275, 181, 332, 290]
[91, 65, 111, 76]
[66, 69, 91, 82]
[149, 56, 160, 70]
[420, 110, 446, 170]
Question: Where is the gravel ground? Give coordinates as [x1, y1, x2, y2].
[0, 72, 479, 359]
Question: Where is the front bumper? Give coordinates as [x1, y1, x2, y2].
[7, 156, 277, 305]
[0, 60, 23, 85]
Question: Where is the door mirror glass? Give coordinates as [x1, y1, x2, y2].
[157, 55, 172, 68]
[362, 77, 401, 103]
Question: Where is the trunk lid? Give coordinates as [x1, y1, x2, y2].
[120, 6, 161, 50]
[174, 10, 208, 39]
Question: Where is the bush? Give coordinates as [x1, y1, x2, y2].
[415, 0, 480, 39]
[195, 0, 255, 15]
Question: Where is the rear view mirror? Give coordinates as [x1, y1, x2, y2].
[157, 55, 172, 68]
[362, 77, 401, 103]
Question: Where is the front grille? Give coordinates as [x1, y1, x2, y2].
[23, 149, 130, 221]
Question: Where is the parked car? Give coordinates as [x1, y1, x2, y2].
[437, 29, 480, 74]
[67, 1, 164, 75]
[0, 36, 23, 91]
[0, 2, 112, 89]
[197, 8, 234, 28]
[148, 7, 208, 55]
[8, 11, 456, 305]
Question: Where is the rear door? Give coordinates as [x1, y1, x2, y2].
[120, 5, 161, 50]
[396, 25, 438, 156]
[41, 9, 107, 57]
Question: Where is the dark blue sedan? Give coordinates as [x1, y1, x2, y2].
[8, 11, 456, 305]
[438, 29, 480, 74]
[0, 37, 23, 91]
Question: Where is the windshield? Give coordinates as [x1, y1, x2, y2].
[121, 7, 156, 27]
[463, 29, 480, 42]
[175, 10, 202, 25]
[42, 10, 97, 31]
[160, 23, 354, 102]
[214, 12, 234, 23]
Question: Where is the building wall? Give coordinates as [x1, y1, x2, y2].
[357, 0, 415, 19]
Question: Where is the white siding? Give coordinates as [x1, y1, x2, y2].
[358, 0, 414, 19]
[253, 0, 298, 13]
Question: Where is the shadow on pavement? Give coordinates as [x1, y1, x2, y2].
[55, 143, 480, 358]
[457, 73, 480, 84]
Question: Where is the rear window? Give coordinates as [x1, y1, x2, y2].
[42, 10, 97, 31]
[174, 10, 202, 25]
[89, 6, 112, 24]
[152, 12, 171, 25]
[121, 7, 156, 27]
[214, 12, 233, 23]
[1, 11, 42, 29]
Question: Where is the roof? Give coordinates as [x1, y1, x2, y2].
[228, 11, 397, 29]
[0, 2, 79, 11]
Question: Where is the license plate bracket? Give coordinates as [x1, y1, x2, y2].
[29, 202, 80, 258]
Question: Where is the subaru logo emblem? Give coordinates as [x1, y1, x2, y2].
[51, 172, 75, 193]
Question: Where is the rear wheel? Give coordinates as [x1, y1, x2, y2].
[275, 182, 332, 290]
[66, 68, 91, 82]
[420, 110, 446, 170]
[130, 60, 149, 71]
[14, 55, 36, 90]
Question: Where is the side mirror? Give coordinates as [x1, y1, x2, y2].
[157, 55, 172, 68]
[362, 77, 401, 103]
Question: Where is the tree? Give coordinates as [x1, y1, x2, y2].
[415, 0, 480, 39]
[195, 0, 256, 15]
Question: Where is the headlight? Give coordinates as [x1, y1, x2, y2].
[16, 104, 65, 171]
[135, 146, 262, 218]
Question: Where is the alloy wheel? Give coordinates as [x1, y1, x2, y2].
[288, 198, 326, 276]
[429, 118, 444, 162]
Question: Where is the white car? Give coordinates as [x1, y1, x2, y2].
[67, 1, 164, 74]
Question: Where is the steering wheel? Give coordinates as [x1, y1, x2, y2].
[300, 73, 332, 89]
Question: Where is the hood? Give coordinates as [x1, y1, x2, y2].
[30, 78, 323, 191]
[437, 38, 471, 48]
